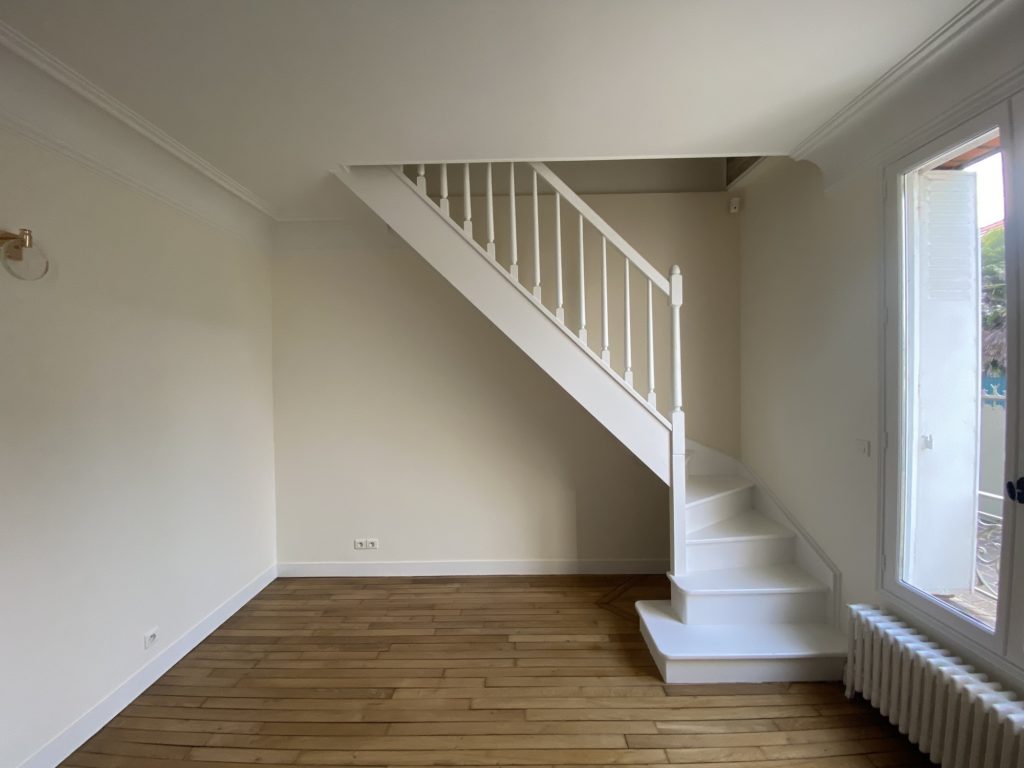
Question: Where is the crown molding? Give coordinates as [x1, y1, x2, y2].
[868, 59, 1024, 169]
[0, 19, 276, 219]
[791, 0, 1008, 162]
[0, 108, 268, 243]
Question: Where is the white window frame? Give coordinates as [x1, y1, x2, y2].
[881, 101, 1019, 658]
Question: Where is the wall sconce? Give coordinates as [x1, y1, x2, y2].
[1, 228, 48, 280]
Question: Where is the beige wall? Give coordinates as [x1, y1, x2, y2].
[0, 128, 277, 768]
[272, 191, 739, 567]
[738, 158, 882, 607]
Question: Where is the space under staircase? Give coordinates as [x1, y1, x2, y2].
[334, 160, 846, 683]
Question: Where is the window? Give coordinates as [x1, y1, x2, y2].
[899, 129, 1005, 629]
[883, 100, 1022, 664]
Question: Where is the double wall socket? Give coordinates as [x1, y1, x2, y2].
[353, 538, 380, 550]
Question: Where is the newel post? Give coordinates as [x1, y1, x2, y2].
[671, 265, 683, 413]
[669, 265, 687, 577]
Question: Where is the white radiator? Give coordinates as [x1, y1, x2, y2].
[847, 605, 1024, 768]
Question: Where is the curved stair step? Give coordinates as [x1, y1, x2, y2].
[672, 563, 825, 594]
[687, 512, 795, 571]
[685, 475, 755, 531]
[689, 511, 791, 541]
[670, 564, 829, 624]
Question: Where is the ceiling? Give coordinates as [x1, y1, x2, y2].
[0, 0, 974, 220]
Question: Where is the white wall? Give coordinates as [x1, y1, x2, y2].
[737, 128, 1024, 688]
[736, 1, 1024, 683]
[0, 127, 277, 768]
[272, 191, 739, 570]
[737, 158, 881, 607]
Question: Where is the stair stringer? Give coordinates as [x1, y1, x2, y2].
[334, 163, 670, 482]
[742, 469, 843, 629]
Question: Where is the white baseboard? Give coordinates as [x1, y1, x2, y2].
[18, 563, 277, 768]
[18, 557, 658, 767]
[278, 559, 668, 577]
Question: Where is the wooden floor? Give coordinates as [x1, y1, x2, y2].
[63, 575, 928, 767]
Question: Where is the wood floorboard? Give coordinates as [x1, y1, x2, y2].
[61, 575, 929, 767]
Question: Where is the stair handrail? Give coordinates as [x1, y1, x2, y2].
[405, 160, 684, 414]
[529, 163, 672, 297]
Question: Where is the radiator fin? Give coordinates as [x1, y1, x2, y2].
[847, 605, 1023, 768]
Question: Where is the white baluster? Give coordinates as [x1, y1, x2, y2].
[440, 162, 450, 216]
[554, 193, 564, 323]
[578, 213, 587, 345]
[671, 265, 683, 411]
[532, 169, 541, 300]
[508, 163, 518, 281]
[416, 164, 426, 193]
[624, 258, 633, 387]
[462, 163, 472, 237]
[600, 238, 610, 365]
[485, 163, 496, 257]
[646, 279, 656, 407]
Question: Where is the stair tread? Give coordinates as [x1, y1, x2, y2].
[670, 563, 826, 594]
[689, 511, 793, 543]
[686, 475, 754, 506]
[638, 600, 846, 660]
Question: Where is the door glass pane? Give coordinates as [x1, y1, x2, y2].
[900, 129, 1006, 630]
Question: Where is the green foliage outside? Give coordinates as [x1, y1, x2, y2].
[982, 224, 1006, 375]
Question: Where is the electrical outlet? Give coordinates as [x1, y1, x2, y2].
[365, 538, 379, 550]
[353, 538, 367, 550]
[143, 627, 159, 650]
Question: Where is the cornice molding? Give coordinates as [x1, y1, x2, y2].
[870, 59, 1024, 168]
[791, 0, 1008, 162]
[0, 19, 275, 218]
[0, 109, 267, 243]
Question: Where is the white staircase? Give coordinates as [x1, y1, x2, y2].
[334, 160, 845, 683]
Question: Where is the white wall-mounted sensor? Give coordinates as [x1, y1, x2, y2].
[728, 197, 742, 215]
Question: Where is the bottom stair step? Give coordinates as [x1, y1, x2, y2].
[637, 599, 846, 684]
[669, 564, 829, 625]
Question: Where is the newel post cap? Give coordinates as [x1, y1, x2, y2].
[670, 265, 683, 306]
